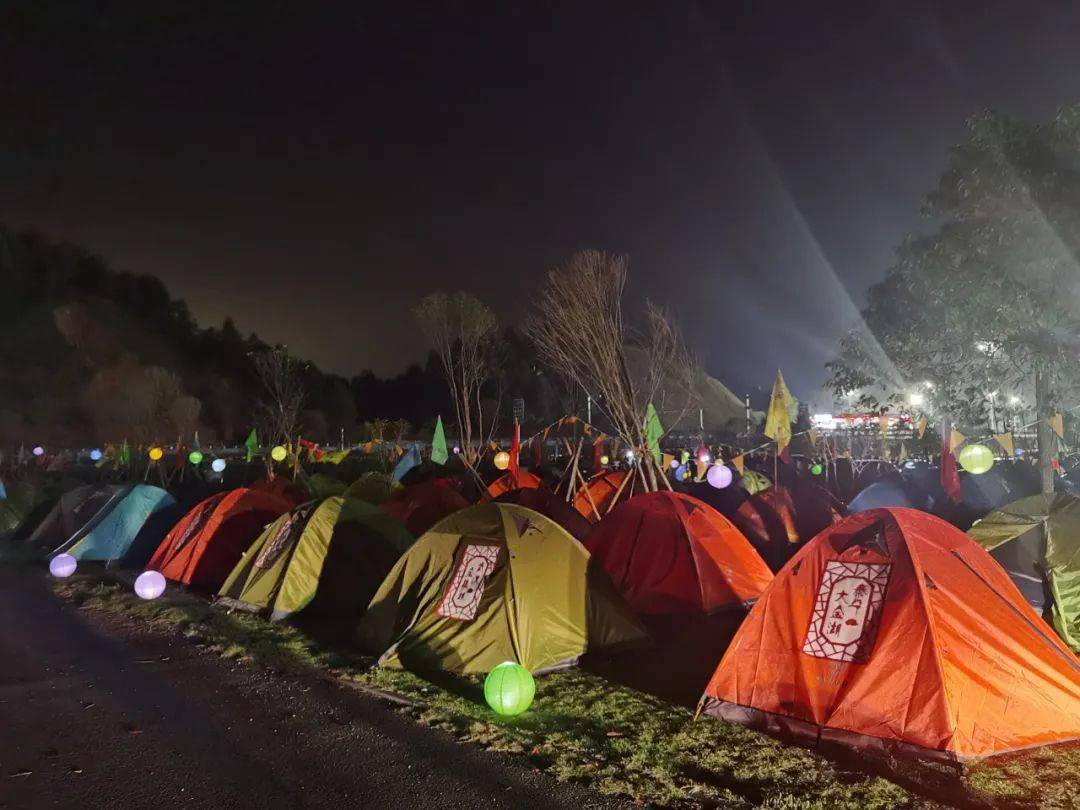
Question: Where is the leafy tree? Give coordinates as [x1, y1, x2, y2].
[829, 107, 1080, 492]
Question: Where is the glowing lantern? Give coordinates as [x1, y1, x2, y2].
[741, 470, 771, 494]
[493, 451, 511, 470]
[32, 446, 44, 457]
[669, 459, 680, 470]
[134, 570, 167, 600]
[188, 450, 204, 465]
[483, 661, 535, 717]
[680, 450, 690, 464]
[89, 449, 103, 461]
[49, 554, 77, 578]
[706, 464, 733, 489]
[271, 445, 288, 462]
[625, 450, 635, 462]
[452, 445, 461, 455]
[148, 447, 164, 462]
[675, 464, 691, 481]
[958, 443, 994, 475]
[599, 455, 610, 465]
[810, 463, 823, 476]
[698, 453, 711, 464]
[211, 458, 227, 473]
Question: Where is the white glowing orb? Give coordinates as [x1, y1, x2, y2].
[89, 449, 103, 461]
[49, 554, 77, 578]
[211, 458, 227, 473]
[134, 570, 167, 600]
[32, 446, 44, 457]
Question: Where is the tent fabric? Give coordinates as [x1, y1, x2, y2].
[380, 482, 470, 536]
[573, 471, 629, 522]
[54, 485, 176, 562]
[358, 503, 647, 674]
[495, 485, 592, 540]
[218, 496, 413, 622]
[482, 470, 541, 502]
[344, 472, 401, 505]
[968, 492, 1080, 653]
[0, 481, 48, 540]
[26, 484, 125, 553]
[848, 480, 916, 513]
[250, 476, 309, 507]
[699, 508, 1080, 761]
[583, 492, 773, 615]
[147, 488, 292, 588]
[729, 485, 843, 572]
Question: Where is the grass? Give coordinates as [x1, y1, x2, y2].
[51, 574, 1078, 809]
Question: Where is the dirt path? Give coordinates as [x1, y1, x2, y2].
[0, 568, 628, 809]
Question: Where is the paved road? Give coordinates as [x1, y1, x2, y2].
[0, 568, 628, 809]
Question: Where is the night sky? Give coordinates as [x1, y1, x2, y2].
[6, 2, 1080, 402]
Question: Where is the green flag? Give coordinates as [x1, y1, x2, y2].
[244, 429, 258, 462]
[431, 415, 448, 465]
[645, 402, 664, 464]
[120, 440, 131, 467]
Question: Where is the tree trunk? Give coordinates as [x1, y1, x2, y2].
[1035, 368, 1055, 495]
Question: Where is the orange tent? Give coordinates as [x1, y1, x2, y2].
[147, 488, 292, 588]
[482, 470, 541, 502]
[495, 485, 592, 540]
[731, 484, 843, 571]
[699, 508, 1080, 761]
[584, 491, 773, 615]
[380, 481, 469, 536]
[574, 470, 631, 522]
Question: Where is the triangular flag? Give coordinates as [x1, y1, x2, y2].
[645, 402, 664, 464]
[532, 437, 543, 468]
[120, 440, 131, 467]
[661, 453, 675, 470]
[949, 429, 965, 453]
[508, 420, 521, 486]
[808, 429, 819, 448]
[732, 454, 745, 475]
[941, 438, 961, 504]
[431, 416, 448, 466]
[763, 370, 796, 456]
[392, 443, 422, 482]
[994, 432, 1015, 457]
[1049, 414, 1065, 439]
[917, 418, 928, 439]
[244, 429, 258, 462]
[878, 415, 889, 435]
[695, 460, 708, 481]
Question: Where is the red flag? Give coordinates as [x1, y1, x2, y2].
[940, 435, 961, 503]
[593, 438, 604, 470]
[532, 437, 542, 469]
[509, 420, 520, 485]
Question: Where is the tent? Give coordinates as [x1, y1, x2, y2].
[379, 481, 470, 536]
[358, 502, 647, 673]
[482, 470, 541, 502]
[147, 488, 293, 588]
[848, 480, 917, 513]
[27, 484, 125, 553]
[0, 480, 48, 541]
[218, 496, 413, 622]
[968, 492, 1080, 653]
[699, 508, 1080, 761]
[50, 484, 176, 562]
[495, 485, 591, 540]
[584, 491, 773, 615]
[345, 472, 401, 505]
[303, 472, 347, 499]
[573, 470, 630, 522]
[729, 484, 843, 571]
[250, 476, 309, 506]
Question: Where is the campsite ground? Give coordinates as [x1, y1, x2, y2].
[3, 567, 1077, 809]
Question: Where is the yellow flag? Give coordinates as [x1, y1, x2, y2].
[949, 430, 965, 453]
[661, 453, 675, 470]
[878, 415, 889, 435]
[732, 454, 745, 475]
[695, 460, 708, 481]
[994, 432, 1015, 456]
[808, 429, 819, 448]
[763, 370, 797, 455]
[917, 417, 928, 439]
[1049, 414, 1065, 439]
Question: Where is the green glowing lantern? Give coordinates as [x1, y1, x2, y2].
[484, 661, 535, 717]
[810, 463, 823, 476]
[188, 450, 204, 465]
[958, 443, 994, 475]
[271, 445, 288, 462]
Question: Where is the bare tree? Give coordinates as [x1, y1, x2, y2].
[413, 292, 500, 467]
[526, 250, 698, 491]
[253, 347, 307, 446]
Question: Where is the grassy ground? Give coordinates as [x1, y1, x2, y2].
[52, 574, 1079, 809]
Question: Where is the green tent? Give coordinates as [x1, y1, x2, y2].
[345, 471, 401, 505]
[217, 496, 413, 622]
[968, 492, 1080, 653]
[358, 502, 648, 674]
[302, 472, 347, 500]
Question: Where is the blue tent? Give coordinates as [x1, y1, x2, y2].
[848, 480, 917, 513]
[54, 484, 176, 562]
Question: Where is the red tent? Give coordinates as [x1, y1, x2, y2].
[495, 485, 592, 540]
[731, 484, 844, 571]
[250, 475, 309, 506]
[380, 482, 469, 536]
[700, 508, 1080, 761]
[147, 488, 292, 588]
[584, 491, 773, 615]
[574, 470, 631, 522]
[482, 470, 541, 502]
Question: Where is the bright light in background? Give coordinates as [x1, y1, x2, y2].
[1009, 396, 1020, 405]
[908, 392, 925, 407]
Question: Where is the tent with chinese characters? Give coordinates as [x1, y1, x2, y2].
[699, 508, 1080, 761]
[583, 491, 773, 615]
[147, 488, 293, 589]
[357, 502, 647, 673]
[968, 492, 1080, 653]
[217, 496, 413, 622]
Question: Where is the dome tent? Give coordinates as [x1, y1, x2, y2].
[380, 481, 469, 535]
[218, 496, 413, 622]
[358, 503, 647, 674]
[482, 470, 541, 502]
[583, 491, 773, 615]
[147, 488, 293, 589]
[494, 485, 592, 540]
[26, 484, 127, 555]
[50, 484, 176, 562]
[968, 492, 1080, 653]
[699, 508, 1080, 761]
[573, 470, 631, 522]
